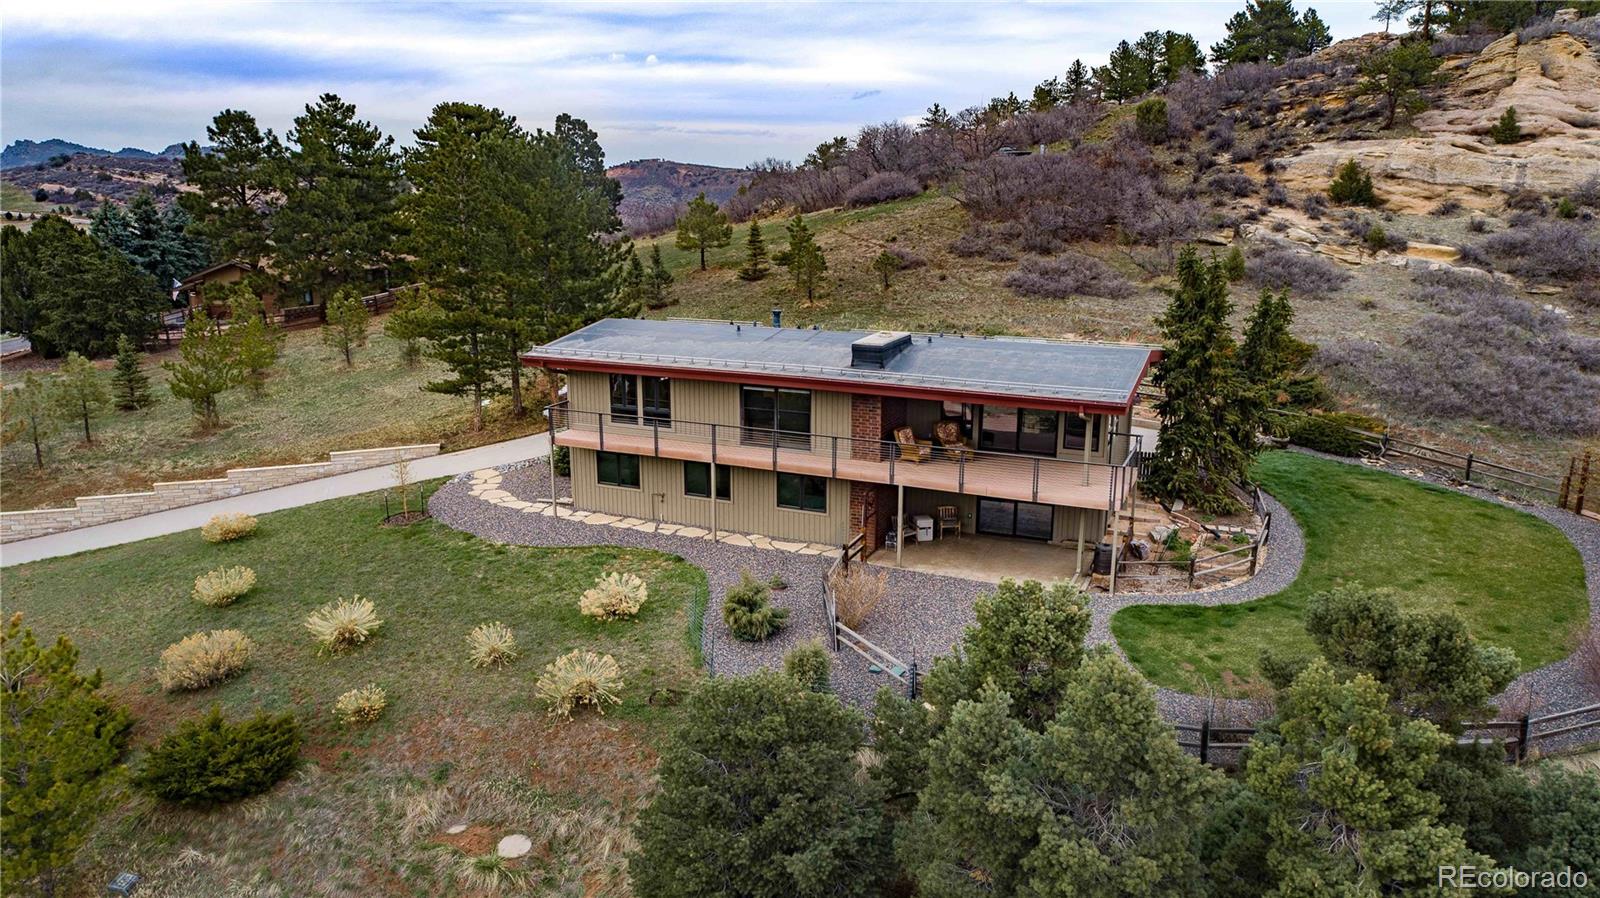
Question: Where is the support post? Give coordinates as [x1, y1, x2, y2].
[895, 483, 905, 567]
[1199, 718, 1211, 765]
[1074, 510, 1087, 576]
[549, 440, 559, 517]
[710, 459, 718, 543]
[598, 414, 605, 452]
[1577, 452, 1592, 516]
[1082, 413, 1093, 485]
[1517, 714, 1532, 762]
[1464, 452, 1475, 484]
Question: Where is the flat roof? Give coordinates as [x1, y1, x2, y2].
[523, 318, 1158, 410]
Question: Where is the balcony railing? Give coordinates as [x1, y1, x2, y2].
[546, 401, 1140, 514]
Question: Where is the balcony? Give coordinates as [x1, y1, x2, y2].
[547, 402, 1138, 513]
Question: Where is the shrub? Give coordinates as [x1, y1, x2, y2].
[1223, 245, 1247, 281]
[1300, 193, 1328, 219]
[200, 513, 257, 543]
[1466, 215, 1489, 233]
[883, 245, 926, 269]
[1327, 159, 1377, 206]
[156, 629, 255, 692]
[1503, 188, 1546, 213]
[467, 621, 518, 669]
[1430, 198, 1463, 216]
[1480, 221, 1600, 281]
[844, 171, 920, 208]
[1572, 175, 1600, 209]
[1004, 253, 1134, 299]
[333, 684, 387, 724]
[722, 572, 789, 641]
[579, 571, 648, 620]
[1245, 245, 1351, 296]
[192, 566, 257, 607]
[1555, 197, 1579, 219]
[134, 707, 301, 805]
[536, 650, 623, 719]
[550, 445, 570, 477]
[1489, 106, 1521, 144]
[1288, 413, 1383, 457]
[828, 564, 887, 630]
[1134, 98, 1169, 143]
[783, 641, 832, 693]
[1205, 170, 1256, 198]
[305, 596, 383, 653]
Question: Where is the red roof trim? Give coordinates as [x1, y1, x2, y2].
[521, 353, 1155, 416]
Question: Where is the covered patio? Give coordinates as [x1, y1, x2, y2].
[869, 532, 1088, 585]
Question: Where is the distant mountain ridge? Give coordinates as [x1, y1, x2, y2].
[1, 138, 188, 170]
[606, 158, 749, 233]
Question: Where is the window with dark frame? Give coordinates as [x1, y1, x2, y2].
[740, 386, 811, 445]
[776, 473, 827, 512]
[643, 376, 672, 427]
[596, 451, 640, 488]
[1063, 414, 1100, 452]
[609, 374, 638, 422]
[683, 462, 730, 500]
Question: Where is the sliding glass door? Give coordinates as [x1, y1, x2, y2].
[978, 406, 1058, 456]
[976, 499, 1054, 540]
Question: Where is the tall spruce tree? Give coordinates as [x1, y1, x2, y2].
[1094, 40, 1150, 102]
[110, 334, 154, 410]
[1144, 247, 1257, 514]
[54, 352, 109, 444]
[775, 214, 827, 306]
[675, 192, 733, 270]
[1, 614, 133, 898]
[179, 108, 282, 266]
[16, 216, 167, 358]
[1238, 288, 1296, 397]
[273, 94, 400, 304]
[737, 220, 770, 281]
[645, 243, 674, 308]
[93, 191, 208, 290]
[1064, 59, 1093, 102]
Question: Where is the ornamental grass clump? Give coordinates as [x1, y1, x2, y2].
[579, 572, 648, 621]
[333, 684, 388, 725]
[537, 650, 624, 719]
[305, 596, 383, 653]
[200, 512, 257, 543]
[722, 572, 789, 641]
[467, 621, 518, 669]
[157, 629, 255, 692]
[192, 566, 257, 607]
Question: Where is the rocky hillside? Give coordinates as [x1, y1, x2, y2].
[0, 152, 187, 213]
[607, 158, 749, 233]
[0, 138, 186, 170]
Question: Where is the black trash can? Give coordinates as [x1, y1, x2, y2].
[1092, 542, 1114, 575]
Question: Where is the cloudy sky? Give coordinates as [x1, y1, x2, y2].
[2, 1, 1379, 168]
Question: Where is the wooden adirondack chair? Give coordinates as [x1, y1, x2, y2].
[934, 419, 975, 461]
[894, 426, 932, 463]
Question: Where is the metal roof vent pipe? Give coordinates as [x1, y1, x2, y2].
[771, 308, 782, 328]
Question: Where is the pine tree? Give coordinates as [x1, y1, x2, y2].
[675, 192, 733, 271]
[321, 287, 371, 367]
[1210, 0, 1330, 66]
[383, 287, 436, 367]
[95, 191, 209, 290]
[1094, 40, 1149, 103]
[737, 221, 770, 281]
[1159, 31, 1207, 85]
[110, 334, 154, 410]
[179, 108, 282, 266]
[218, 282, 280, 396]
[775, 214, 827, 306]
[1328, 158, 1378, 206]
[1358, 41, 1446, 130]
[920, 102, 954, 131]
[631, 671, 888, 898]
[645, 243, 674, 309]
[54, 352, 110, 443]
[3, 373, 60, 468]
[1143, 248, 1258, 514]
[1489, 106, 1521, 144]
[1, 613, 133, 897]
[1063, 59, 1093, 103]
[1223, 245, 1247, 282]
[871, 250, 902, 290]
[164, 311, 244, 429]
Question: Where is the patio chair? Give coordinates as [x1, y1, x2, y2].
[936, 505, 961, 539]
[933, 419, 976, 462]
[894, 426, 932, 463]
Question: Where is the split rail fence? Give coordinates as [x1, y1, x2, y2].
[821, 533, 919, 698]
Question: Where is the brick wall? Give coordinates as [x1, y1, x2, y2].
[850, 394, 882, 461]
[0, 444, 441, 543]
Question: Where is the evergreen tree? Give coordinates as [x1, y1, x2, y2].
[1359, 42, 1447, 129]
[111, 334, 154, 411]
[1063, 59, 1093, 102]
[1210, 0, 1331, 66]
[1328, 158, 1379, 206]
[179, 108, 282, 265]
[1489, 105, 1522, 144]
[737, 220, 770, 281]
[1223, 244, 1248, 282]
[1143, 247, 1258, 514]
[3, 373, 60, 468]
[94, 191, 208, 290]
[321, 287, 371, 367]
[1030, 77, 1064, 112]
[675, 192, 733, 271]
[619, 250, 648, 309]
[54, 352, 109, 443]
[631, 671, 889, 898]
[3, 216, 166, 357]
[870, 250, 902, 290]
[1238, 288, 1296, 394]
[1242, 661, 1494, 894]
[1094, 40, 1150, 103]
[164, 311, 243, 429]
[645, 243, 675, 308]
[775, 214, 827, 306]
[1159, 30, 1207, 84]
[273, 94, 401, 303]
[1135, 97, 1171, 143]
[920, 102, 954, 131]
[383, 287, 436, 368]
[803, 136, 851, 170]
[1, 614, 133, 897]
[1372, 0, 1412, 32]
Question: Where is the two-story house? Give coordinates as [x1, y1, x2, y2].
[522, 316, 1158, 574]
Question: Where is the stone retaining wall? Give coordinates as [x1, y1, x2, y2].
[0, 444, 440, 543]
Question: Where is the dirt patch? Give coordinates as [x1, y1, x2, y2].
[432, 823, 498, 856]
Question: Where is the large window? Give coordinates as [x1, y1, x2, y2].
[776, 473, 828, 513]
[596, 451, 640, 488]
[978, 406, 1058, 456]
[609, 374, 638, 422]
[642, 377, 672, 426]
[1063, 414, 1100, 452]
[741, 386, 811, 446]
[683, 462, 730, 500]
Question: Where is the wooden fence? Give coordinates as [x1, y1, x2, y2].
[1560, 450, 1595, 519]
[821, 534, 919, 697]
[1177, 702, 1600, 768]
[147, 284, 419, 350]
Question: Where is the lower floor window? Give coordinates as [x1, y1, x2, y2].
[776, 473, 827, 512]
[596, 451, 640, 488]
[683, 462, 731, 500]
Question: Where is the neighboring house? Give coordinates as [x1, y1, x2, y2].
[524, 316, 1158, 573]
[176, 260, 288, 315]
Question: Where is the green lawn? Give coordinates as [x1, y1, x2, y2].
[1112, 451, 1589, 694]
[4, 484, 707, 895]
[1, 321, 543, 511]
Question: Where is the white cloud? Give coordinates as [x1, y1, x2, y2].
[645, 53, 660, 66]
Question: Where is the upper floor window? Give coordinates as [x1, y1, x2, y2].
[643, 376, 672, 426]
[741, 386, 811, 438]
[1063, 414, 1100, 452]
[609, 374, 638, 422]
